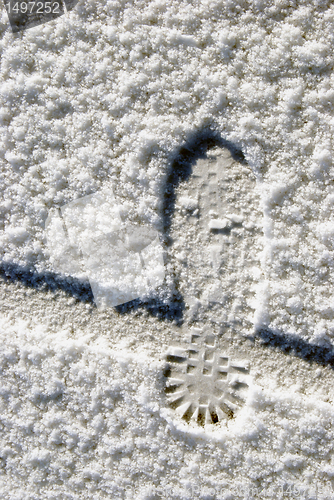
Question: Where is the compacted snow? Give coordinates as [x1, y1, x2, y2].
[1, 0, 334, 498]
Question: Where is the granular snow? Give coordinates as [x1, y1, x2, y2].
[1, 0, 334, 498]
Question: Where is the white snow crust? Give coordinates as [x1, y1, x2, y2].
[1, 0, 334, 497]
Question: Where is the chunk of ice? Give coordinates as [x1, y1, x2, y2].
[45, 190, 165, 307]
[44, 208, 87, 279]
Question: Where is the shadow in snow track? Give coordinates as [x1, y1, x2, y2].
[256, 328, 334, 370]
[0, 262, 94, 304]
[0, 261, 185, 324]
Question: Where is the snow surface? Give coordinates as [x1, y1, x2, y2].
[0, 0, 334, 497]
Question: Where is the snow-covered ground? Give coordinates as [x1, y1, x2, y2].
[1, 0, 334, 498]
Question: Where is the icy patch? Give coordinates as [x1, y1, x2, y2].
[45, 190, 165, 307]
